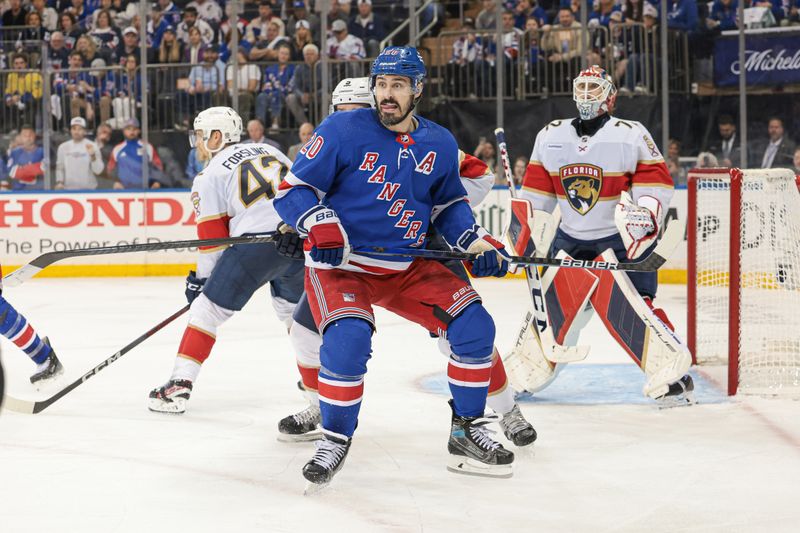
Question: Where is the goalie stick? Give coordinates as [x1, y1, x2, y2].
[2, 234, 277, 287]
[2, 304, 189, 414]
[495, 127, 589, 362]
[360, 219, 682, 272]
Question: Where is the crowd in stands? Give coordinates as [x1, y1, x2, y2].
[2, 1, 800, 190]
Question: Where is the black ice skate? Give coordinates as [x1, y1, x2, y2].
[302, 428, 351, 493]
[655, 374, 695, 409]
[278, 404, 322, 442]
[447, 400, 514, 478]
[29, 338, 64, 387]
[499, 403, 537, 446]
[148, 379, 193, 414]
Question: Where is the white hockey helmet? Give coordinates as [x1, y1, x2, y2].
[330, 77, 374, 113]
[573, 65, 617, 121]
[190, 106, 243, 152]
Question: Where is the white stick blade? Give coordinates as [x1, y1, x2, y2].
[2, 265, 42, 288]
[2, 396, 36, 414]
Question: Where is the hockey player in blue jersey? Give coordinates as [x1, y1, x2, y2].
[274, 47, 515, 487]
[277, 78, 537, 449]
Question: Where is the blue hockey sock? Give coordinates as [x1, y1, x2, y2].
[0, 296, 52, 364]
[446, 303, 495, 418]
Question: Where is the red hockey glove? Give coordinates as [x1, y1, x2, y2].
[297, 205, 350, 266]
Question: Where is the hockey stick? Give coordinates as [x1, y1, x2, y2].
[494, 127, 589, 362]
[359, 219, 682, 272]
[2, 304, 190, 414]
[2, 233, 277, 287]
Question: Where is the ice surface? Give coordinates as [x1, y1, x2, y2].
[1, 278, 799, 533]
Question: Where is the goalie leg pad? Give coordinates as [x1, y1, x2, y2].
[541, 251, 599, 345]
[589, 250, 692, 398]
[503, 311, 562, 393]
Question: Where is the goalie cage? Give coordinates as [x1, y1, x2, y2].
[688, 167, 800, 396]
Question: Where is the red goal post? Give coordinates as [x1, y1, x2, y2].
[688, 168, 800, 396]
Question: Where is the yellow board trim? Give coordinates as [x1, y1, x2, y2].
[503, 268, 687, 284]
[3, 264, 195, 278]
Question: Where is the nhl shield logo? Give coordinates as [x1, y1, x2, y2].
[560, 163, 602, 215]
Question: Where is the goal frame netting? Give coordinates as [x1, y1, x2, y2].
[688, 167, 800, 396]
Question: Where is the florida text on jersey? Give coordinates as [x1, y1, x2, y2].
[520, 117, 673, 240]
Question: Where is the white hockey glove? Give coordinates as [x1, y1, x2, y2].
[614, 191, 662, 260]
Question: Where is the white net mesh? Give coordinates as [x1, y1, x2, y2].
[692, 169, 800, 395]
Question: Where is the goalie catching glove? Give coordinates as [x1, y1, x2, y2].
[297, 205, 350, 266]
[614, 191, 662, 260]
[456, 224, 511, 277]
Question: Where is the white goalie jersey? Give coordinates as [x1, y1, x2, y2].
[190, 142, 295, 277]
[520, 117, 674, 241]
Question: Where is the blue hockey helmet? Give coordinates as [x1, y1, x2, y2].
[370, 46, 427, 94]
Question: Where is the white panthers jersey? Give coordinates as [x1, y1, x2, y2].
[520, 117, 673, 241]
[191, 142, 295, 277]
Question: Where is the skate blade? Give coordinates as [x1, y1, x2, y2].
[303, 480, 330, 496]
[655, 391, 696, 410]
[147, 399, 186, 414]
[31, 368, 65, 392]
[446, 456, 513, 479]
[277, 431, 323, 443]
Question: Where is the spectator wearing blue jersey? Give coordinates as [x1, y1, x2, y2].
[753, 0, 785, 25]
[115, 26, 140, 67]
[589, 0, 624, 27]
[158, 0, 182, 28]
[708, 0, 738, 31]
[650, 0, 699, 32]
[255, 42, 296, 133]
[54, 51, 98, 125]
[5, 126, 45, 191]
[349, 0, 386, 58]
[514, 0, 549, 28]
[108, 118, 165, 189]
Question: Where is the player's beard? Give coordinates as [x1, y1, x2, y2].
[196, 140, 212, 162]
[377, 97, 414, 127]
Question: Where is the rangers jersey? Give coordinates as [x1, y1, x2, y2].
[520, 117, 673, 241]
[191, 142, 295, 277]
[275, 108, 475, 274]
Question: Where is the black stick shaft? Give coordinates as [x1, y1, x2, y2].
[27, 305, 190, 414]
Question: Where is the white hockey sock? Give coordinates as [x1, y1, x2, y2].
[171, 356, 202, 382]
[487, 383, 516, 415]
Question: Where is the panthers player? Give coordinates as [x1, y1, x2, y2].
[275, 47, 515, 486]
[0, 265, 62, 387]
[148, 107, 305, 414]
[519, 66, 693, 406]
[278, 77, 536, 448]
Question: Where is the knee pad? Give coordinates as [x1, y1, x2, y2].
[447, 303, 495, 363]
[291, 321, 322, 368]
[319, 318, 373, 378]
[188, 293, 235, 335]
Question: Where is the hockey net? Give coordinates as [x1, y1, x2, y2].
[688, 168, 800, 396]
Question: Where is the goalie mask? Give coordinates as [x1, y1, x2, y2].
[573, 66, 617, 121]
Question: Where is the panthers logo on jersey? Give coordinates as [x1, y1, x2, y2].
[560, 163, 602, 215]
